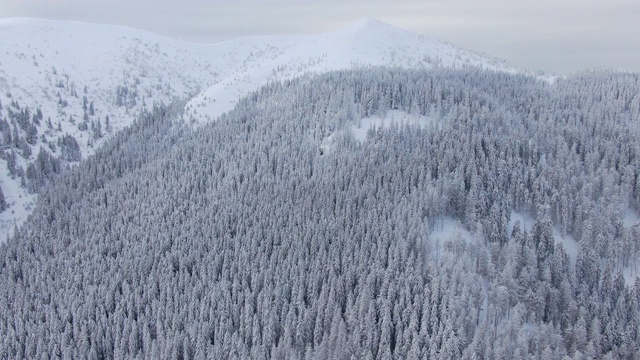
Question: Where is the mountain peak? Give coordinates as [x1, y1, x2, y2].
[355, 17, 386, 27]
[346, 17, 391, 30]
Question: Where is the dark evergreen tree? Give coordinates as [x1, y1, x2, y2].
[58, 134, 81, 161]
[0, 185, 6, 212]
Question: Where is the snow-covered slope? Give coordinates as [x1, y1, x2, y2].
[0, 18, 222, 241]
[0, 17, 516, 242]
[184, 17, 515, 123]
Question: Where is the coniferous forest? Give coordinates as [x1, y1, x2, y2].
[1, 68, 640, 359]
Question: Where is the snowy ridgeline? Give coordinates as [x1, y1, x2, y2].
[0, 17, 517, 242]
[1, 68, 639, 359]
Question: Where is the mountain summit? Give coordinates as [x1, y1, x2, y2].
[184, 17, 513, 123]
[342, 16, 393, 30]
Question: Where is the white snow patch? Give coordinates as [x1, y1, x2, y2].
[351, 110, 431, 142]
[431, 217, 472, 243]
[509, 210, 640, 284]
[429, 217, 475, 264]
[509, 211, 580, 266]
[623, 208, 640, 228]
[553, 231, 580, 267]
[623, 262, 640, 286]
[507, 211, 536, 234]
[622, 209, 640, 284]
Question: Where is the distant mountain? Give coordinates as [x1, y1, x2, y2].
[0, 17, 517, 241]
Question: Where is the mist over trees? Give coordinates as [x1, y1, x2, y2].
[1, 68, 639, 359]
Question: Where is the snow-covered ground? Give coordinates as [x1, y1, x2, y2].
[509, 211, 580, 265]
[429, 216, 476, 263]
[320, 109, 432, 152]
[509, 210, 640, 284]
[184, 17, 517, 124]
[350, 110, 432, 142]
[622, 209, 640, 283]
[0, 17, 518, 242]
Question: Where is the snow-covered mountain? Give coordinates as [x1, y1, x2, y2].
[0, 17, 515, 241]
[183, 17, 517, 123]
[0, 18, 222, 241]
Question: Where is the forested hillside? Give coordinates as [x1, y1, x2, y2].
[0, 17, 513, 243]
[1, 68, 639, 359]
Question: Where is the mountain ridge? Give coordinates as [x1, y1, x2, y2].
[0, 16, 520, 241]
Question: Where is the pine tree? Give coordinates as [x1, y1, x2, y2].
[0, 185, 6, 211]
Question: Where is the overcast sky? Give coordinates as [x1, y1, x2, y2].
[1, 0, 638, 74]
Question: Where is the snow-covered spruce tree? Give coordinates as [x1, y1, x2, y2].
[0, 184, 6, 211]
